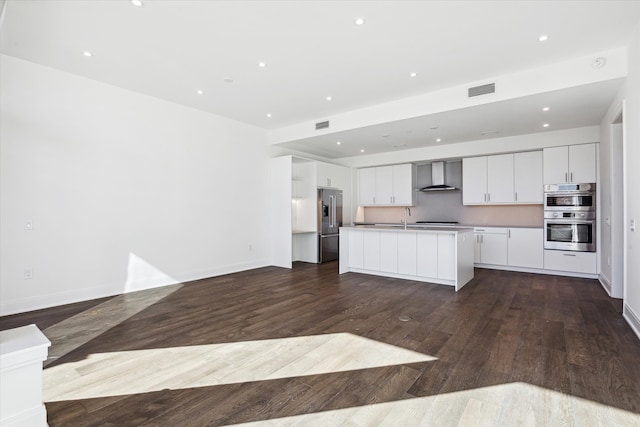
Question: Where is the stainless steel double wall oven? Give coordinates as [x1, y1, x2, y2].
[544, 183, 596, 252]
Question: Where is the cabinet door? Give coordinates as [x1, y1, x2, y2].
[379, 232, 398, 273]
[507, 228, 543, 268]
[392, 164, 415, 205]
[514, 151, 543, 203]
[543, 146, 569, 184]
[462, 157, 488, 204]
[569, 143, 596, 183]
[416, 233, 438, 278]
[316, 162, 330, 188]
[348, 230, 364, 269]
[375, 166, 394, 205]
[487, 154, 514, 203]
[363, 232, 381, 270]
[358, 168, 376, 206]
[480, 233, 508, 265]
[397, 232, 417, 275]
[437, 234, 456, 280]
[473, 233, 482, 263]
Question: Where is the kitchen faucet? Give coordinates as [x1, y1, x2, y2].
[403, 207, 411, 230]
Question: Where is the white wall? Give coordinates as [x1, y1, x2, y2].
[622, 20, 640, 336]
[599, 82, 626, 297]
[0, 55, 271, 315]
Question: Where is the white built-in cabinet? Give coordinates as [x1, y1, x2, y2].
[342, 228, 471, 289]
[507, 228, 544, 269]
[358, 164, 416, 206]
[316, 161, 349, 189]
[474, 227, 508, 265]
[463, 151, 542, 205]
[271, 155, 351, 268]
[543, 143, 596, 184]
[474, 227, 543, 269]
[543, 250, 596, 274]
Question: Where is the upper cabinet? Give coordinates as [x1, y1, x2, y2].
[358, 164, 416, 206]
[543, 143, 596, 184]
[463, 151, 542, 205]
[316, 161, 349, 189]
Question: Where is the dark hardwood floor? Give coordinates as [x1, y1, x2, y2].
[2, 263, 639, 426]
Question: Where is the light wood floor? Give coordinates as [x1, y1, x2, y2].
[2, 263, 640, 426]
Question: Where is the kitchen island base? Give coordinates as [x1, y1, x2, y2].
[339, 226, 475, 291]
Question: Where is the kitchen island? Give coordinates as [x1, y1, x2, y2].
[339, 225, 475, 291]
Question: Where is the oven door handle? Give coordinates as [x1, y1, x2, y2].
[545, 219, 595, 225]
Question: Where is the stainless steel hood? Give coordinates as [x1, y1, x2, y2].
[419, 161, 458, 191]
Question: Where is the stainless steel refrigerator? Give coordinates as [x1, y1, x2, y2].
[318, 188, 343, 263]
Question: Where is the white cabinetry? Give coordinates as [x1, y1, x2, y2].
[462, 156, 487, 204]
[316, 161, 349, 189]
[514, 151, 543, 203]
[544, 250, 597, 274]
[358, 168, 376, 205]
[474, 227, 508, 265]
[397, 233, 417, 275]
[417, 233, 438, 278]
[271, 156, 351, 268]
[342, 228, 474, 290]
[358, 164, 416, 206]
[543, 143, 596, 184]
[380, 232, 398, 273]
[507, 228, 543, 269]
[463, 151, 542, 205]
[348, 230, 364, 269]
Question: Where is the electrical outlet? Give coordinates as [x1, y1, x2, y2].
[607, 256, 611, 266]
[631, 219, 636, 232]
[25, 220, 33, 230]
[24, 268, 33, 279]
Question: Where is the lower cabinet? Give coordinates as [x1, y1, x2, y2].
[508, 228, 543, 269]
[543, 250, 597, 274]
[346, 229, 463, 283]
[474, 228, 508, 265]
[475, 227, 544, 270]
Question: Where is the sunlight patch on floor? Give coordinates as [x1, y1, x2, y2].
[43, 333, 436, 402]
[226, 382, 640, 427]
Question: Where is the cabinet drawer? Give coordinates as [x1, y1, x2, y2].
[543, 250, 596, 274]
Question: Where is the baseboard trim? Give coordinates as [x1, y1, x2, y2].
[623, 304, 640, 341]
[598, 274, 612, 296]
[0, 258, 270, 316]
[474, 263, 598, 280]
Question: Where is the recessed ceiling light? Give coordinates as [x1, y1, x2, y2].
[410, 72, 417, 78]
[266, 113, 272, 118]
[196, 90, 204, 95]
[82, 51, 92, 57]
[258, 62, 266, 68]
[542, 107, 550, 111]
[223, 78, 234, 83]
[131, 0, 143, 6]
[354, 17, 365, 25]
[538, 34, 548, 42]
[430, 126, 438, 130]
[382, 134, 390, 138]
[543, 123, 550, 128]
[336, 141, 341, 145]
[326, 96, 332, 101]
[360, 149, 365, 153]
[436, 138, 442, 142]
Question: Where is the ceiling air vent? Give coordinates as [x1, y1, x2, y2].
[468, 83, 495, 97]
[315, 121, 330, 130]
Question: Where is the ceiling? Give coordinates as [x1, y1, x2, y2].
[1, 1, 639, 158]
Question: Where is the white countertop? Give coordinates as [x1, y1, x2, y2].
[342, 225, 474, 233]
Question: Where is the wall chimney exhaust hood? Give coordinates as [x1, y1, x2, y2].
[419, 161, 458, 191]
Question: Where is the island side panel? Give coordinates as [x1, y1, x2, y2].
[455, 230, 475, 291]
